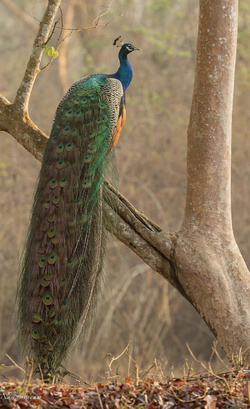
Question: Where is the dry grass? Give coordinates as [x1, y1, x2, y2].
[0, 344, 249, 408]
[0, 0, 250, 380]
[0, 368, 249, 408]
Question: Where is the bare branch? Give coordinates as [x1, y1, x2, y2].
[13, 0, 62, 113]
[55, 13, 123, 52]
[5, 354, 25, 373]
[102, 184, 185, 292]
[104, 183, 174, 260]
[103, 200, 170, 273]
[92, 0, 113, 27]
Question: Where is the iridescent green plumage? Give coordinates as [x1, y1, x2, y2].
[17, 42, 139, 380]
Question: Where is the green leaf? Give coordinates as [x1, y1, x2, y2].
[44, 45, 59, 58]
[47, 46, 55, 57]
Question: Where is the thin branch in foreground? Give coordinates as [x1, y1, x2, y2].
[44, 11, 63, 46]
[107, 341, 132, 372]
[186, 343, 233, 394]
[5, 354, 25, 373]
[54, 13, 123, 55]
[95, 384, 104, 409]
[92, 0, 113, 26]
[39, 5, 122, 72]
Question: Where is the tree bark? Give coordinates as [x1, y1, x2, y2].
[13, 0, 61, 113]
[0, 0, 61, 160]
[0, 0, 249, 364]
[175, 0, 250, 363]
[104, 0, 250, 363]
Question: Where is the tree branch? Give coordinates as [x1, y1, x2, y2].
[0, 94, 48, 161]
[1, 94, 177, 288]
[103, 201, 172, 276]
[103, 183, 187, 294]
[13, 0, 62, 113]
[104, 183, 173, 259]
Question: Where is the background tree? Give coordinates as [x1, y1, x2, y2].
[0, 0, 249, 378]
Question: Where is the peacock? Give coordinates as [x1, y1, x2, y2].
[17, 37, 139, 380]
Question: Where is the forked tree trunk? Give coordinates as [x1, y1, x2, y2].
[105, 0, 250, 363]
[175, 0, 250, 362]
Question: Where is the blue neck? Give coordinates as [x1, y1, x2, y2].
[112, 52, 133, 91]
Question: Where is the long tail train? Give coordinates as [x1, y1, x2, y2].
[17, 40, 139, 379]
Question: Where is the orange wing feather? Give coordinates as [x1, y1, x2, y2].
[112, 104, 126, 148]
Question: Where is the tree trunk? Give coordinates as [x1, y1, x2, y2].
[175, 0, 250, 363]
[104, 0, 250, 364]
[104, 0, 250, 363]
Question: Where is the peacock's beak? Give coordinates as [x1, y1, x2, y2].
[133, 45, 141, 51]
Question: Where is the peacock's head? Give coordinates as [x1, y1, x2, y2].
[120, 43, 141, 56]
[113, 36, 140, 57]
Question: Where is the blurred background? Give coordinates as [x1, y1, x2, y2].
[0, 0, 249, 381]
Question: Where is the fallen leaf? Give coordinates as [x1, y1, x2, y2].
[204, 394, 217, 409]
